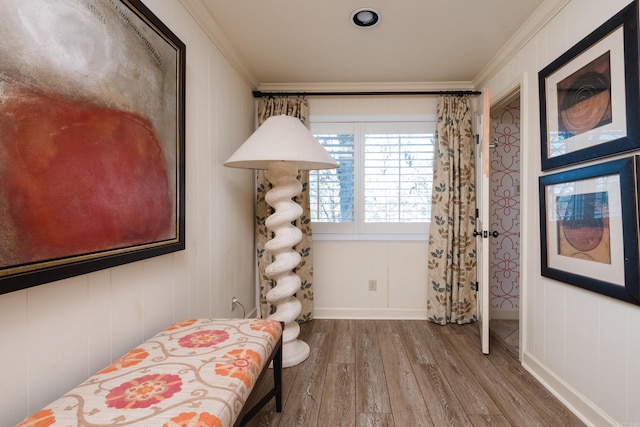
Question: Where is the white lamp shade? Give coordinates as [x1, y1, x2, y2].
[224, 115, 338, 170]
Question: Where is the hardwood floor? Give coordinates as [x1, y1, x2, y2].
[245, 319, 584, 427]
[490, 319, 520, 358]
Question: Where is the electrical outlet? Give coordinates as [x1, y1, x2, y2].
[231, 296, 237, 311]
[368, 279, 377, 291]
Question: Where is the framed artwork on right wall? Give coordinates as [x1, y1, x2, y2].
[538, 0, 640, 170]
[539, 156, 640, 305]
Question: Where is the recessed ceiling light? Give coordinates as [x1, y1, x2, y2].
[350, 8, 380, 28]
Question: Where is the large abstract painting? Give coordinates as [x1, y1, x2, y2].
[0, 0, 186, 294]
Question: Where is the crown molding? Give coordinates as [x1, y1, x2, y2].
[473, 0, 570, 88]
[257, 81, 476, 94]
[179, 0, 259, 89]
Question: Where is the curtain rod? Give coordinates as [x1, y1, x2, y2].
[252, 90, 482, 98]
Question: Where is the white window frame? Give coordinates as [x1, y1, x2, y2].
[309, 115, 435, 241]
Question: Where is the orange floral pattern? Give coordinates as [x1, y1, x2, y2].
[18, 319, 282, 426]
[163, 411, 223, 427]
[215, 349, 262, 388]
[97, 348, 149, 374]
[249, 319, 281, 339]
[164, 319, 197, 331]
[179, 329, 229, 348]
[16, 409, 55, 427]
[106, 373, 182, 409]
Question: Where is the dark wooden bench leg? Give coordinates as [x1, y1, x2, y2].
[273, 334, 283, 412]
[236, 323, 284, 426]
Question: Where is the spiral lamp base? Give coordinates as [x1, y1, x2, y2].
[264, 161, 310, 367]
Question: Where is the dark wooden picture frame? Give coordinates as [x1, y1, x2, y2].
[539, 156, 639, 305]
[538, 0, 639, 170]
[0, 0, 186, 295]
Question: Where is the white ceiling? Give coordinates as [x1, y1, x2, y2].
[182, 0, 562, 90]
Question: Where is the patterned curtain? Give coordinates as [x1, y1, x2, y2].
[256, 97, 315, 323]
[426, 95, 477, 325]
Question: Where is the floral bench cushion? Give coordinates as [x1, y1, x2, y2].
[18, 318, 283, 427]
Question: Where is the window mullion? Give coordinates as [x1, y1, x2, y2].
[354, 122, 365, 234]
[397, 136, 402, 221]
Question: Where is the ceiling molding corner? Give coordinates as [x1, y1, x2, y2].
[473, 0, 570, 88]
[179, 0, 259, 89]
[257, 81, 477, 94]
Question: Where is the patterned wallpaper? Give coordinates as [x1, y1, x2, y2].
[489, 97, 521, 310]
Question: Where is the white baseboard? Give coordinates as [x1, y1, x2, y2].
[490, 308, 519, 320]
[314, 307, 428, 320]
[522, 351, 618, 427]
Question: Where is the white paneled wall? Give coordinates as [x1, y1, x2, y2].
[314, 241, 429, 319]
[483, 0, 640, 424]
[0, 1, 257, 425]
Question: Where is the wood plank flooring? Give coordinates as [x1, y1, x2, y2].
[245, 319, 584, 427]
[490, 319, 520, 358]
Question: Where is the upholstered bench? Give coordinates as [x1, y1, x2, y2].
[17, 318, 283, 427]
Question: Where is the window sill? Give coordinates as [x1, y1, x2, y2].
[312, 233, 428, 243]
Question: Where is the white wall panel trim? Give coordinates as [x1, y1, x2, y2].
[522, 351, 618, 427]
[315, 308, 428, 320]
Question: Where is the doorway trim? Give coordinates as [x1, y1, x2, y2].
[489, 73, 528, 361]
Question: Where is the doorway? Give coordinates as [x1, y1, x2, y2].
[488, 92, 521, 357]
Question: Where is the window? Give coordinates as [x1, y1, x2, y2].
[309, 121, 435, 238]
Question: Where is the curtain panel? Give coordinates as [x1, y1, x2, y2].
[255, 97, 315, 323]
[426, 95, 477, 325]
